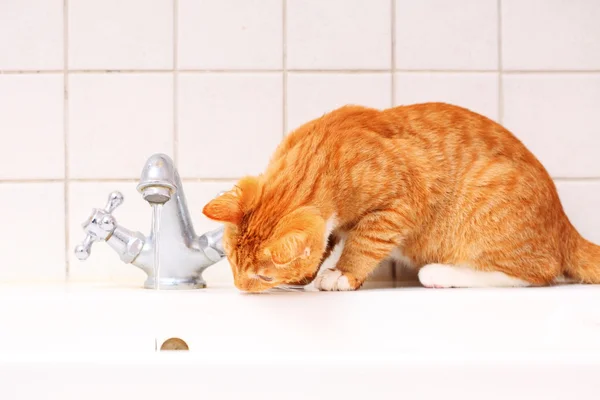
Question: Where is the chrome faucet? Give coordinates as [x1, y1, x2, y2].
[74, 154, 226, 289]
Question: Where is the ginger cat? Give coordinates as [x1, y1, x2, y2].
[203, 103, 600, 292]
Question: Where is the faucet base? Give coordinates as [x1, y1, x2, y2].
[143, 277, 207, 290]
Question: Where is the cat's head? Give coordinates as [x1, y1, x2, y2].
[202, 176, 326, 292]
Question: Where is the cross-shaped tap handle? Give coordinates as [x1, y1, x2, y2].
[74, 191, 124, 261]
[74, 233, 95, 261]
[104, 191, 124, 213]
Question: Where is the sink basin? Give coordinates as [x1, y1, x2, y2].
[1, 282, 600, 398]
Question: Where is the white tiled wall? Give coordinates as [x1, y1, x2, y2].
[1, 0, 599, 285]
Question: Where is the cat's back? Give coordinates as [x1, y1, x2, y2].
[268, 102, 546, 185]
[387, 102, 546, 172]
[386, 102, 521, 148]
[283, 102, 532, 158]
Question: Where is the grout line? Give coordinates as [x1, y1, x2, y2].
[68, 178, 139, 183]
[497, 0, 504, 124]
[173, 0, 179, 165]
[66, 69, 172, 73]
[5, 178, 241, 183]
[0, 179, 66, 184]
[553, 177, 600, 182]
[0, 70, 64, 74]
[179, 69, 283, 73]
[0, 178, 139, 183]
[2, 176, 600, 184]
[503, 70, 600, 74]
[390, 0, 397, 283]
[282, 0, 288, 136]
[63, 0, 70, 280]
[393, 69, 499, 74]
[181, 177, 241, 183]
[390, 0, 396, 107]
[286, 69, 394, 74]
[5, 68, 600, 74]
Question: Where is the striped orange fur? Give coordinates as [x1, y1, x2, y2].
[203, 103, 600, 292]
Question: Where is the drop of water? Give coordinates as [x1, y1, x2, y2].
[151, 204, 163, 290]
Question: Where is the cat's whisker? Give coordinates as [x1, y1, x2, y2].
[269, 285, 305, 293]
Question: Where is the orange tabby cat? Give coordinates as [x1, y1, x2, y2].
[203, 103, 600, 292]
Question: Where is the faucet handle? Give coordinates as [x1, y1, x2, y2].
[104, 191, 124, 213]
[74, 233, 95, 260]
[74, 191, 124, 261]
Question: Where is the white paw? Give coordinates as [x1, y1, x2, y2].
[314, 269, 353, 291]
[418, 264, 455, 288]
[418, 263, 531, 288]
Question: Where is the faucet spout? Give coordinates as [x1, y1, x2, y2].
[137, 153, 177, 204]
[134, 153, 226, 289]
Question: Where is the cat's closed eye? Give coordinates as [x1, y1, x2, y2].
[257, 275, 273, 282]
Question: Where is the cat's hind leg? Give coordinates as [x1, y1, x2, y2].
[418, 264, 531, 288]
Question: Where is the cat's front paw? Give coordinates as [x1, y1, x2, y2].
[314, 269, 359, 291]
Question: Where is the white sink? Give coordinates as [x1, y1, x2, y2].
[1, 282, 599, 399]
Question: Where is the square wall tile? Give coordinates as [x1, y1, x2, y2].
[178, 0, 282, 69]
[502, 0, 600, 70]
[69, 74, 173, 179]
[68, 182, 150, 284]
[183, 181, 239, 285]
[394, 72, 499, 121]
[556, 182, 600, 245]
[0, 75, 64, 179]
[178, 73, 282, 178]
[287, 73, 392, 131]
[69, 0, 173, 69]
[0, 0, 63, 70]
[287, 0, 391, 70]
[503, 74, 600, 177]
[395, 0, 497, 70]
[0, 183, 65, 282]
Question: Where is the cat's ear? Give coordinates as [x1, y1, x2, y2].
[202, 176, 262, 225]
[235, 175, 262, 211]
[202, 191, 243, 225]
[264, 230, 310, 267]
